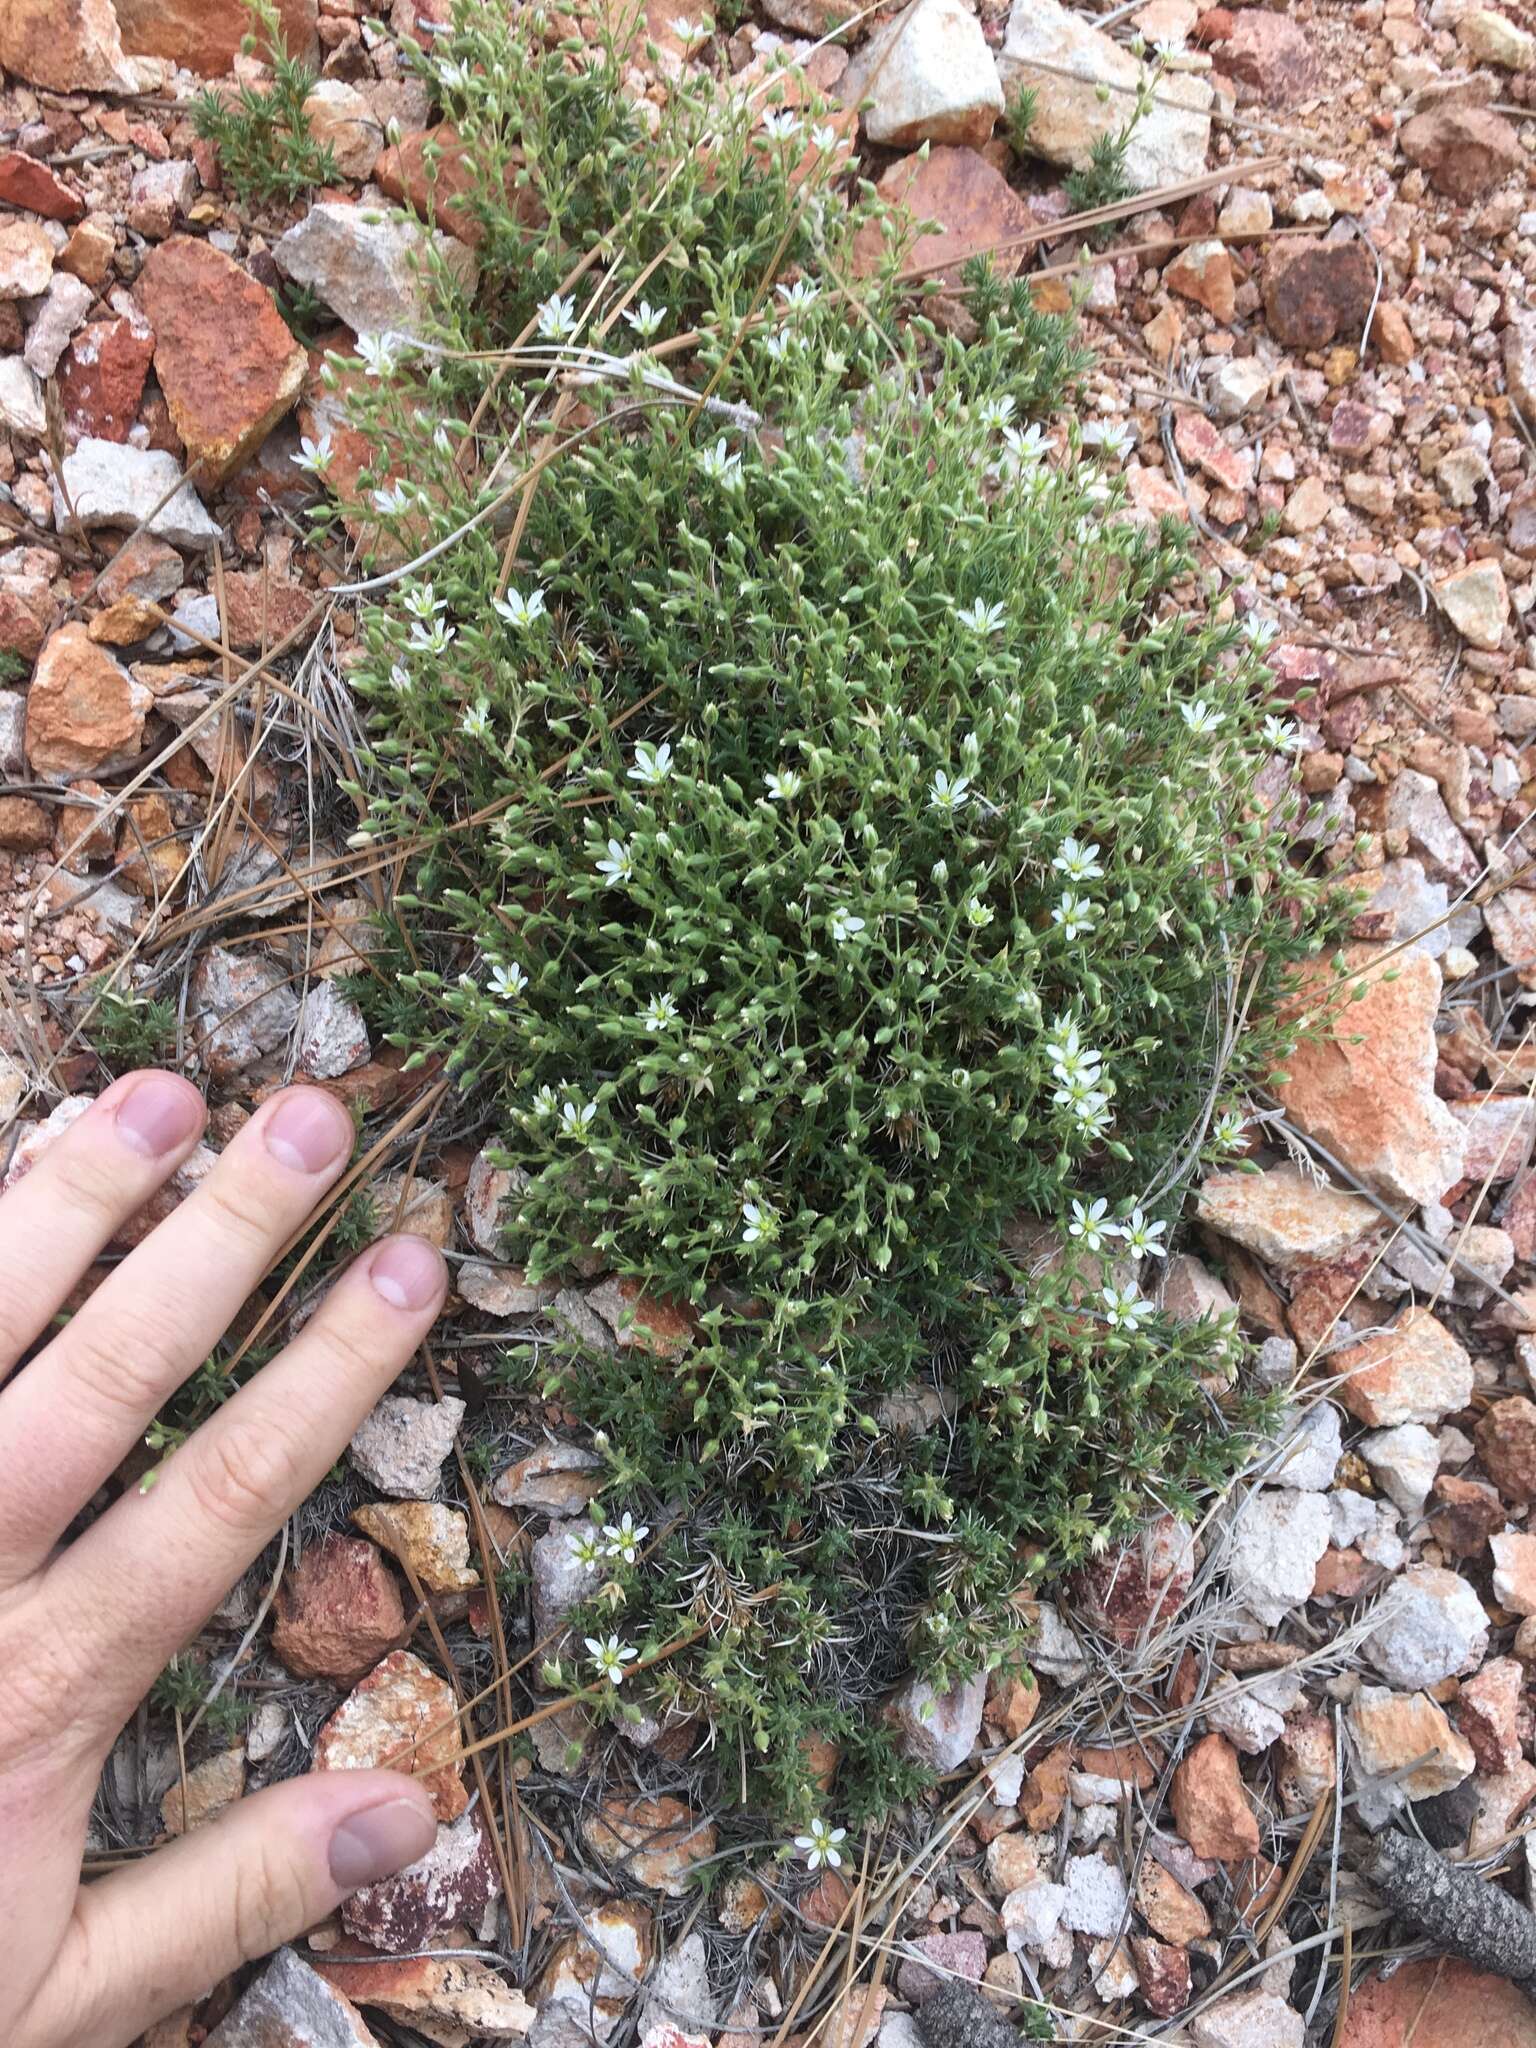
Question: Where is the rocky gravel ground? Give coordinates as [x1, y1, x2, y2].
[7, 0, 1536, 2044]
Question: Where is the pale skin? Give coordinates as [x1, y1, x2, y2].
[0, 1069, 449, 2048]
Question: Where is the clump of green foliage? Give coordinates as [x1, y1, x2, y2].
[91, 981, 178, 1075]
[319, 0, 1328, 1825]
[192, 0, 339, 210]
[1063, 48, 1165, 227]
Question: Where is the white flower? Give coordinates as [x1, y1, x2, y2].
[760, 108, 800, 139]
[1102, 1283, 1153, 1332]
[596, 837, 633, 884]
[1001, 422, 1048, 469]
[585, 1634, 639, 1685]
[629, 740, 674, 786]
[1084, 418, 1134, 462]
[639, 992, 678, 1030]
[697, 436, 744, 488]
[1113, 1208, 1167, 1259]
[794, 1818, 847, 1870]
[561, 1098, 597, 1134]
[1052, 837, 1104, 883]
[461, 698, 492, 742]
[811, 122, 842, 153]
[763, 330, 797, 363]
[1074, 1094, 1113, 1140]
[372, 481, 411, 516]
[436, 55, 471, 91]
[355, 332, 401, 378]
[828, 905, 865, 943]
[537, 293, 580, 341]
[404, 581, 444, 620]
[386, 661, 411, 692]
[408, 619, 455, 655]
[622, 298, 667, 339]
[1213, 1108, 1248, 1150]
[777, 278, 819, 312]
[1068, 1196, 1112, 1253]
[494, 586, 547, 630]
[742, 1200, 776, 1245]
[1260, 714, 1297, 751]
[603, 1511, 650, 1563]
[490, 960, 527, 999]
[928, 769, 971, 815]
[977, 394, 1016, 432]
[291, 433, 333, 474]
[964, 896, 993, 928]
[764, 768, 803, 801]
[668, 13, 709, 41]
[531, 1083, 561, 1116]
[570, 1527, 606, 1568]
[1244, 615, 1280, 651]
[1180, 699, 1224, 738]
[1052, 891, 1097, 941]
[953, 597, 1007, 635]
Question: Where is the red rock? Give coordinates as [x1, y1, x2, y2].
[1400, 105, 1524, 202]
[57, 312, 156, 445]
[1458, 1657, 1525, 1775]
[25, 623, 152, 781]
[1219, 10, 1317, 101]
[0, 0, 137, 91]
[0, 796, 53, 851]
[895, 1932, 988, 2004]
[1073, 1514, 1195, 1645]
[1492, 1531, 1536, 1616]
[1173, 408, 1250, 492]
[313, 1649, 468, 1821]
[1339, 1958, 1536, 2048]
[1452, 1094, 1536, 1183]
[1169, 1734, 1259, 1861]
[1263, 237, 1377, 350]
[1429, 1473, 1504, 1559]
[851, 146, 1036, 290]
[272, 1533, 407, 1685]
[374, 123, 534, 249]
[1332, 1305, 1472, 1428]
[1166, 239, 1237, 323]
[313, 1954, 535, 2041]
[1500, 1172, 1536, 1261]
[1131, 1936, 1190, 2018]
[0, 150, 84, 222]
[1477, 1396, 1536, 1501]
[114, 0, 317, 74]
[136, 238, 307, 486]
[0, 574, 57, 661]
[341, 1806, 500, 1952]
[986, 1670, 1041, 1739]
[580, 1794, 718, 1897]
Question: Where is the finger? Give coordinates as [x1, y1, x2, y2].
[21, 1770, 437, 2048]
[0, 1070, 206, 1387]
[0, 1085, 356, 1578]
[47, 1237, 446, 1725]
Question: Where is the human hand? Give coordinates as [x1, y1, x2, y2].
[0, 1070, 449, 2048]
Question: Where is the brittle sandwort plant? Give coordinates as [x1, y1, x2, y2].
[311, 0, 1338, 1824]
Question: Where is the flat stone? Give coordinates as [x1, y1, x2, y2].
[843, 0, 1003, 149]
[314, 1954, 534, 2042]
[57, 311, 156, 443]
[272, 1533, 406, 1685]
[313, 1648, 467, 1821]
[851, 146, 1037, 290]
[1061, 1852, 1129, 1936]
[1363, 1564, 1489, 1689]
[581, 1794, 718, 1897]
[1383, 768, 1479, 885]
[161, 1746, 245, 1835]
[1359, 1423, 1440, 1514]
[1261, 1403, 1342, 1491]
[1192, 1992, 1304, 2048]
[1170, 1733, 1259, 1861]
[0, 218, 54, 299]
[137, 237, 308, 486]
[351, 1500, 480, 1594]
[341, 1806, 500, 1953]
[206, 1948, 378, 2048]
[1276, 943, 1466, 1209]
[23, 271, 93, 379]
[535, 1899, 655, 2040]
[1493, 1531, 1536, 1616]
[998, 0, 1213, 188]
[1400, 105, 1523, 202]
[25, 623, 152, 781]
[1347, 1684, 1475, 1802]
[492, 1442, 604, 1517]
[54, 437, 221, 550]
[1072, 1513, 1194, 1642]
[274, 202, 477, 341]
[459, 1259, 557, 1315]
[115, 0, 316, 73]
[0, 149, 84, 222]
[1225, 1488, 1331, 1625]
[189, 945, 299, 1080]
[297, 980, 371, 1079]
[1436, 561, 1510, 650]
[1196, 1163, 1377, 1268]
[1219, 10, 1317, 101]
[1337, 1958, 1536, 2048]
[1136, 1857, 1210, 1942]
[885, 1671, 986, 1774]
[585, 1275, 695, 1356]
[1133, 1936, 1191, 2020]
[1450, 1093, 1534, 1181]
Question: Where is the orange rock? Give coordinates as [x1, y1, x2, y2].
[312, 1648, 468, 1821]
[1169, 1733, 1259, 1861]
[161, 1747, 245, 1836]
[1165, 238, 1236, 322]
[313, 1953, 534, 2040]
[580, 1794, 718, 1897]
[987, 1670, 1041, 1741]
[1333, 1305, 1473, 1428]
[0, 796, 52, 851]
[1134, 1858, 1210, 1943]
[272, 1533, 408, 1685]
[115, 0, 316, 74]
[1339, 1958, 1536, 2048]
[1019, 1740, 1073, 1829]
[851, 146, 1036, 290]
[0, 0, 137, 91]
[1477, 1397, 1536, 1501]
[117, 792, 190, 897]
[25, 624, 152, 780]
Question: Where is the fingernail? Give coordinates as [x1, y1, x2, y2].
[329, 1796, 437, 1890]
[369, 1235, 446, 1311]
[115, 1074, 204, 1159]
[264, 1089, 353, 1175]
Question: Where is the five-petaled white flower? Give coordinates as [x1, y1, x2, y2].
[964, 897, 993, 929]
[1052, 891, 1097, 941]
[668, 14, 708, 41]
[953, 597, 1007, 635]
[697, 436, 744, 488]
[764, 769, 803, 801]
[1001, 422, 1047, 469]
[355, 332, 401, 378]
[408, 618, 455, 655]
[596, 837, 634, 884]
[1085, 418, 1134, 462]
[490, 961, 527, 1000]
[585, 1634, 639, 1685]
[1260, 714, 1296, 752]
[386, 662, 411, 693]
[777, 278, 819, 312]
[1068, 1196, 1112, 1253]
[494, 586, 547, 631]
[1052, 836, 1103, 882]
[629, 740, 673, 786]
[1102, 1283, 1153, 1332]
[741, 1200, 776, 1245]
[1180, 699, 1224, 737]
[1244, 615, 1280, 650]
[1212, 1108, 1248, 1150]
[292, 433, 333, 475]
[404, 582, 444, 621]
[828, 905, 865, 944]
[977, 394, 1016, 432]
[795, 1818, 847, 1870]
[811, 122, 842, 153]
[1114, 1208, 1167, 1259]
[622, 298, 667, 339]
[537, 293, 580, 341]
[760, 108, 800, 139]
[561, 1098, 597, 1134]
[570, 1527, 606, 1568]
[639, 992, 678, 1030]
[531, 1083, 562, 1116]
[929, 769, 971, 815]
[603, 1512, 650, 1563]
[461, 699, 492, 742]
[436, 55, 471, 92]
[372, 482, 411, 516]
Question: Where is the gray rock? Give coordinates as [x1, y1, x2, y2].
[190, 945, 299, 1077]
[348, 1393, 466, 1498]
[205, 1947, 375, 2047]
[465, 1141, 525, 1252]
[1359, 1421, 1440, 1515]
[54, 436, 222, 550]
[887, 1670, 986, 1774]
[1364, 1564, 1489, 1689]
[1191, 1991, 1304, 2048]
[0, 356, 44, 437]
[274, 201, 477, 340]
[492, 1441, 603, 1517]
[532, 1519, 602, 1642]
[639, 1932, 716, 2038]
[296, 978, 371, 1079]
[1224, 1488, 1331, 1626]
[24, 271, 93, 379]
[1261, 1402, 1341, 1491]
[458, 1258, 558, 1316]
[0, 688, 25, 776]
[844, 0, 1004, 149]
[1028, 1599, 1090, 1681]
